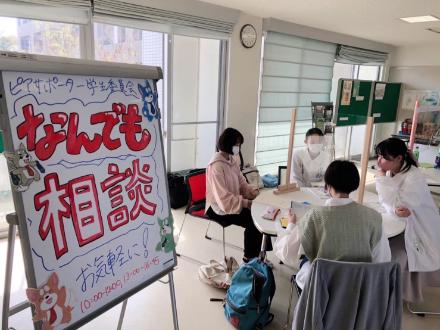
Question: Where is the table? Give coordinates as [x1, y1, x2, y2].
[252, 188, 406, 254]
[420, 168, 440, 187]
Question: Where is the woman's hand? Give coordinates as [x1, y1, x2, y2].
[249, 188, 260, 200]
[243, 199, 252, 209]
[287, 208, 297, 225]
[395, 206, 411, 217]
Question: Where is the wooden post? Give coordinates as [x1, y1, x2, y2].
[408, 100, 419, 151]
[285, 108, 297, 185]
[357, 117, 374, 204]
[274, 108, 300, 194]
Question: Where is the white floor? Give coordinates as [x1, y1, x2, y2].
[1, 207, 440, 329]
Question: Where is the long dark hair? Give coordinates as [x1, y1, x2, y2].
[375, 138, 418, 173]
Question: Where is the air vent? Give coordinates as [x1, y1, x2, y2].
[427, 27, 440, 34]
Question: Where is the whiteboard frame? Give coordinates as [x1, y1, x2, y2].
[0, 53, 178, 330]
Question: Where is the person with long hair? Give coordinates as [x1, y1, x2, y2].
[375, 137, 440, 302]
[206, 128, 271, 262]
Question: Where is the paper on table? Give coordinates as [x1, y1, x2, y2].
[304, 187, 330, 200]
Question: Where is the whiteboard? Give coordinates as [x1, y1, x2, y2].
[0, 69, 176, 329]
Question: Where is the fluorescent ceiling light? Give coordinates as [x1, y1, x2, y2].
[400, 15, 439, 23]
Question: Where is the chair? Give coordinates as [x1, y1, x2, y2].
[290, 259, 402, 330]
[175, 169, 230, 263]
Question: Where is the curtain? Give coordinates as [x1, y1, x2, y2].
[336, 45, 388, 65]
[256, 32, 337, 174]
[93, 0, 238, 36]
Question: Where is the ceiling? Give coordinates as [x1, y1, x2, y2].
[200, 0, 440, 46]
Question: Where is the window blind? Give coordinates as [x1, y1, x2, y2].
[336, 44, 388, 65]
[12, 0, 91, 8]
[256, 32, 336, 175]
[93, 0, 238, 36]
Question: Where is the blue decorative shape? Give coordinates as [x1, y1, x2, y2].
[138, 80, 160, 122]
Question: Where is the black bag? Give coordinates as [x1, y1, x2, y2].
[167, 169, 204, 209]
[167, 171, 189, 209]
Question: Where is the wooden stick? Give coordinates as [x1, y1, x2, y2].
[408, 100, 419, 151]
[358, 117, 374, 204]
[285, 108, 297, 185]
[274, 108, 300, 194]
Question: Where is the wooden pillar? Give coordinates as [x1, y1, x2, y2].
[357, 117, 374, 204]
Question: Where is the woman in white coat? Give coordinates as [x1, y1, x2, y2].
[290, 128, 331, 187]
[375, 138, 440, 302]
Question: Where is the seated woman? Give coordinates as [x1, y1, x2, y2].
[375, 138, 440, 303]
[290, 128, 331, 187]
[274, 160, 391, 289]
[206, 128, 271, 262]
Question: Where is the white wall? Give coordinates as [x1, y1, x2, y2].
[390, 44, 440, 67]
[374, 44, 440, 145]
[226, 13, 263, 165]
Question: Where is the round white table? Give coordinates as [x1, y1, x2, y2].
[251, 188, 406, 253]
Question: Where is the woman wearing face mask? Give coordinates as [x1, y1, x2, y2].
[206, 128, 270, 262]
[375, 138, 440, 302]
[290, 128, 331, 187]
[274, 160, 391, 290]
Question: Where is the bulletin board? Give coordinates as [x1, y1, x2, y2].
[335, 79, 372, 126]
[0, 57, 176, 329]
[371, 82, 402, 123]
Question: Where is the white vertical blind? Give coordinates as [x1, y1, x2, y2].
[257, 32, 337, 174]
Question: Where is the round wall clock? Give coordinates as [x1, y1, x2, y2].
[240, 24, 257, 48]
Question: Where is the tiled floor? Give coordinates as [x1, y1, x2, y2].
[1, 207, 440, 329]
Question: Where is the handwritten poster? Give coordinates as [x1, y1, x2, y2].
[1, 71, 176, 329]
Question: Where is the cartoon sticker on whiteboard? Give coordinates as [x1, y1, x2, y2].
[156, 216, 175, 253]
[5, 143, 45, 192]
[26, 272, 73, 330]
[138, 80, 160, 122]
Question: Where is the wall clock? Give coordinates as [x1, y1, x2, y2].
[240, 24, 257, 48]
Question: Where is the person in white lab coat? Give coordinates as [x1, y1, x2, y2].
[275, 160, 391, 290]
[375, 138, 440, 302]
[290, 128, 331, 187]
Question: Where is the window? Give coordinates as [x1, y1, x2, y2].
[95, 24, 226, 172]
[117, 27, 126, 43]
[170, 35, 223, 171]
[0, 16, 81, 57]
[33, 32, 43, 52]
[330, 62, 383, 159]
[94, 22, 166, 113]
[256, 32, 337, 175]
[20, 36, 30, 51]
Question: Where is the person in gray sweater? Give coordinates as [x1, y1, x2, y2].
[274, 160, 391, 289]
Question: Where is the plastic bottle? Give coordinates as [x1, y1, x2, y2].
[413, 146, 420, 161]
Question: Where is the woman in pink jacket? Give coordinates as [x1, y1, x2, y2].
[206, 128, 270, 261]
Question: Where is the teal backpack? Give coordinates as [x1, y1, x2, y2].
[224, 258, 276, 329]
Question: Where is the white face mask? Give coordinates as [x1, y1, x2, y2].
[232, 146, 240, 156]
[308, 143, 323, 154]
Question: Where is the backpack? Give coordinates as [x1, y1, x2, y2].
[224, 258, 276, 330]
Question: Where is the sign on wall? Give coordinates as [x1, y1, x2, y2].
[1, 70, 176, 329]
